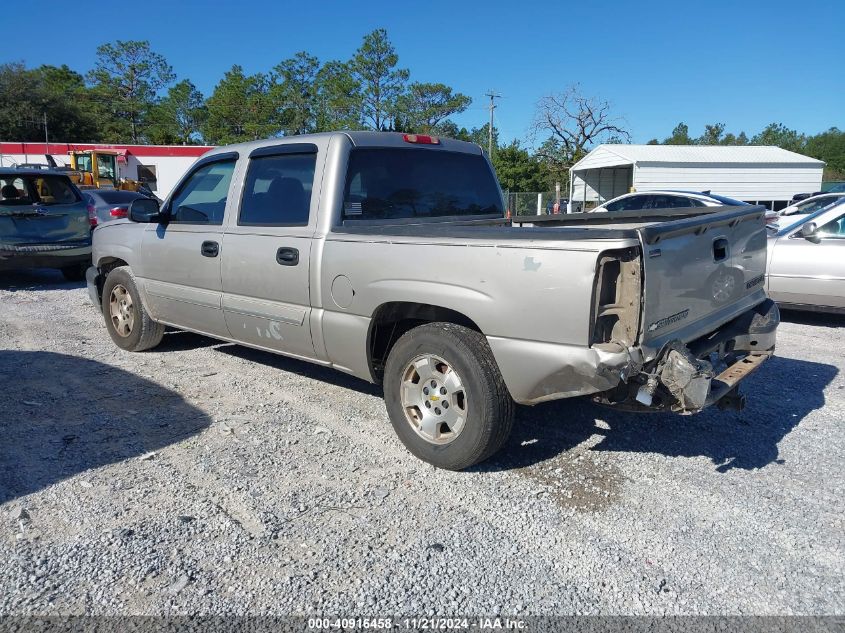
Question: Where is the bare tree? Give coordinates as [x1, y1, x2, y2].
[532, 84, 630, 182]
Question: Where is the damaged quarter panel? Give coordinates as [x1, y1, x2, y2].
[320, 230, 642, 404]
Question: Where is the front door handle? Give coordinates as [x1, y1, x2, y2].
[201, 240, 219, 258]
[276, 247, 299, 266]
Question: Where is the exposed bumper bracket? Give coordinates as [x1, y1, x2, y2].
[706, 351, 770, 407]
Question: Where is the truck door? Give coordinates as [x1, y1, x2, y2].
[221, 144, 318, 359]
[139, 153, 238, 338]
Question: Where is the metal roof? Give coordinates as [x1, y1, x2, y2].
[571, 144, 825, 171]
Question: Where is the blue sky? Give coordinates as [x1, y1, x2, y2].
[5, 0, 843, 145]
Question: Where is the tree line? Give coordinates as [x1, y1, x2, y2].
[0, 30, 474, 147]
[1, 29, 842, 189]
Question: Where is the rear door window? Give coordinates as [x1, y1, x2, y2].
[342, 149, 503, 221]
[667, 196, 694, 208]
[239, 153, 316, 226]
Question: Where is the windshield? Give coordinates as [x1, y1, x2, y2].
[342, 149, 503, 221]
[784, 195, 845, 216]
[776, 199, 845, 235]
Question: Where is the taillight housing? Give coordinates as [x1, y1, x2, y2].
[87, 203, 97, 227]
[109, 207, 128, 219]
[590, 248, 642, 348]
[403, 134, 440, 145]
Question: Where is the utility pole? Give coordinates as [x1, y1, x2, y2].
[43, 112, 49, 149]
[484, 90, 501, 156]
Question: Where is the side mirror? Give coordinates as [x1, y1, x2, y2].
[128, 197, 163, 223]
[799, 221, 819, 242]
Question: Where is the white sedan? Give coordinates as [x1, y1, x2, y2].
[593, 190, 747, 212]
[767, 199, 845, 314]
[766, 192, 845, 228]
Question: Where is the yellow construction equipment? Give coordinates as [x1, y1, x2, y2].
[66, 150, 152, 194]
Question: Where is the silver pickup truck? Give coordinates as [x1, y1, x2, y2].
[87, 131, 779, 470]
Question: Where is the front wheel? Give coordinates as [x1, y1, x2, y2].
[383, 323, 514, 470]
[101, 266, 165, 352]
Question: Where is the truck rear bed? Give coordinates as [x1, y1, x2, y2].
[512, 205, 770, 347]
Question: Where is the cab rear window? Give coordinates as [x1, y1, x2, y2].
[342, 149, 503, 221]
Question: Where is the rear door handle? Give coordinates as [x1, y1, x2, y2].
[276, 247, 299, 266]
[201, 240, 219, 257]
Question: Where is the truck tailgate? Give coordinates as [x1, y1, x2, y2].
[637, 205, 769, 348]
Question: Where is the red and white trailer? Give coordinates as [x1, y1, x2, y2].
[0, 142, 214, 198]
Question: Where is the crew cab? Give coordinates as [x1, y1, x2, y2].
[87, 132, 779, 470]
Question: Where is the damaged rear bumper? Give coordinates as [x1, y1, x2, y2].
[594, 299, 779, 413]
[488, 298, 779, 411]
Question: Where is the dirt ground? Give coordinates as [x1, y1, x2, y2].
[1, 269, 843, 616]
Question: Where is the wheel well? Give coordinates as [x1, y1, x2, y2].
[98, 257, 128, 276]
[367, 302, 482, 382]
[93, 258, 128, 302]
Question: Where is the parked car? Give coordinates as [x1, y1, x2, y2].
[789, 182, 845, 203]
[593, 190, 748, 213]
[765, 192, 845, 227]
[0, 168, 91, 280]
[767, 199, 845, 314]
[85, 189, 154, 227]
[87, 132, 779, 470]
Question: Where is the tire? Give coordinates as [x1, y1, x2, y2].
[60, 262, 87, 282]
[101, 266, 165, 352]
[383, 322, 514, 470]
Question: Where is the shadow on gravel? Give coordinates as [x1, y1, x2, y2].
[780, 308, 845, 328]
[0, 269, 84, 292]
[0, 350, 211, 504]
[478, 355, 837, 475]
[155, 330, 221, 353]
[217, 344, 383, 397]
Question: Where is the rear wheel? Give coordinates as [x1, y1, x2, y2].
[383, 323, 514, 470]
[101, 266, 164, 352]
[60, 262, 87, 282]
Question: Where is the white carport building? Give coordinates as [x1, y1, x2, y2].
[569, 145, 825, 211]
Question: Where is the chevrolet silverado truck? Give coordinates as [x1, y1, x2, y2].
[86, 131, 779, 470]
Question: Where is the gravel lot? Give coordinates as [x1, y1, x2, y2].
[1, 269, 843, 616]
